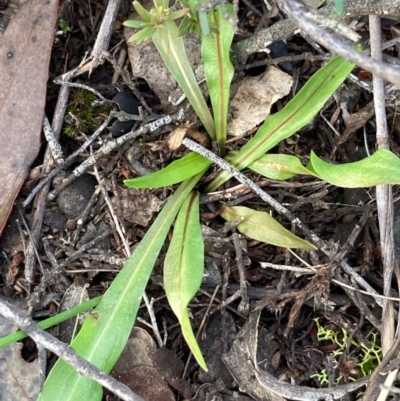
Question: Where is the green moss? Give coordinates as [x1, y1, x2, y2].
[312, 318, 382, 384]
[63, 88, 110, 138]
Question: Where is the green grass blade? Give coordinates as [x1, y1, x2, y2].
[164, 191, 207, 370]
[201, 4, 234, 153]
[124, 152, 211, 189]
[38, 174, 203, 401]
[152, 20, 216, 139]
[308, 149, 400, 187]
[221, 205, 317, 250]
[206, 55, 355, 191]
[0, 296, 102, 348]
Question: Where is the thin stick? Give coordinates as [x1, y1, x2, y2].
[43, 116, 64, 165]
[52, 80, 113, 105]
[364, 14, 397, 401]
[277, 0, 400, 86]
[28, 230, 111, 310]
[370, 14, 395, 356]
[16, 204, 46, 277]
[142, 296, 163, 348]
[22, 84, 71, 286]
[260, 261, 318, 274]
[231, 0, 400, 63]
[47, 110, 185, 202]
[232, 233, 249, 315]
[299, 4, 360, 42]
[93, 163, 129, 255]
[90, 0, 121, 73]
[23, 114, 113, 208]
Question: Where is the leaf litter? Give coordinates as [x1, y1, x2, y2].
[0, 1, 399, 401]
[0, 308, 41, 401]
[0, 0, 58, 397]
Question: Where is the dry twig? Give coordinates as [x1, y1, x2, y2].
[276, 0, 400, 86]
[362, 15, 398, 401]
[23, 84, 71, 287]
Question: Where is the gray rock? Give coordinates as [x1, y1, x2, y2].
[56, 174, 96, 219]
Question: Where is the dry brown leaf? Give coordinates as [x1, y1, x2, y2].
[0, 0, 58, 234]
[168, 127, 211, 151]
[0, 312, 41, 401]
[111, 188, 163, 226]
[0, 342, 41, 401]
[111, 327, 175, 401]
[168, 127, 188, 151]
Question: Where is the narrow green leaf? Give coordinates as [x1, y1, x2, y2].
[178, 16, 194, 36]
[221, 205, 317, 250]
[38, 174, 203, 401]
[201, 4, 234, 153]
[248, 153, 314, 180]
[122, 20, 150, 29]
[206, 55, 355, 191]
[165, 8, 189, 21]
[232, 149, 400, 187]
[178, 0, 201, 35]
[308, 149, 400, 188]
[132, 0, 152, 21]
[199, 10, 210, 36]
[152, 20, 216, 139]
[164, 191, 207, 371]
[124, 152, 211, 189]
[128, 26, 155, 43]
[0, 296, 102, 348]
[227, 151, 317, 180]
[181, 312, 206, 368]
